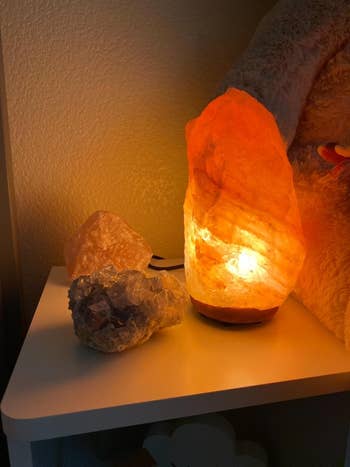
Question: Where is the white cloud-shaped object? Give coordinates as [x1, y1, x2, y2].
[143, 414, 267, 467]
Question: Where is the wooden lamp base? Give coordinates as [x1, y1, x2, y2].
[191, 297, 278, 324]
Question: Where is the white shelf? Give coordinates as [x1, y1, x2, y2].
[2, 267, 350, 443]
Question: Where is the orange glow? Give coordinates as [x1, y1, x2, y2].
[184, 88, 305, 322]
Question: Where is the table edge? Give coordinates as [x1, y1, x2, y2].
[2, 372, 350, 441]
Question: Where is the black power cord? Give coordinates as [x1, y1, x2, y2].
[149, 255, 184, 271]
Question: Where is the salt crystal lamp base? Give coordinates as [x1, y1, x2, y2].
[191, 297, 278, 324]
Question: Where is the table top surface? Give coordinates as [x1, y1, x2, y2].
[2, 267, 350, 441]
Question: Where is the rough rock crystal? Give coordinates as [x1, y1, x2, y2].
[68, 266, 188, 352]
[64, 211, 153, 279]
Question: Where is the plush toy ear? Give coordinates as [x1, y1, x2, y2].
[218, 0, 350, 148]
[293, 41, 350, 151]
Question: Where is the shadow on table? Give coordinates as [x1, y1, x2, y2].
[13, 321, 130, 391]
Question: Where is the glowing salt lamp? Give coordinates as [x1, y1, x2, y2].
[184, 88, 305, 323]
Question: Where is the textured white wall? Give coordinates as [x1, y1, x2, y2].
[0, 0, 275, 320]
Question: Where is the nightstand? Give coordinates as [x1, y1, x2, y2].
[2, 267, 350, 466]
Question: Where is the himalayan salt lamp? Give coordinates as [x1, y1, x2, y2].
[184, 88, 305, 323]
[64, 210, 152, 280]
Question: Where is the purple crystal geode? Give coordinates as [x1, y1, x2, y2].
[68, 266, 188, 352]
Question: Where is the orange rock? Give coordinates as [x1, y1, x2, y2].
[184, 88, 305, 322]
[64, 211, 152, 280]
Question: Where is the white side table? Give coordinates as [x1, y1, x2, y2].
[2, 267, 350, 466]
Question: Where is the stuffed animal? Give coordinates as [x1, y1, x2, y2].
[217, 0, 350, 346]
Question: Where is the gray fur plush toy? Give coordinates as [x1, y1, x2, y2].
[220, 0, 350, 345]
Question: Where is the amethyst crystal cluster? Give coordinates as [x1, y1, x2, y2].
[68, 266, 188, 352]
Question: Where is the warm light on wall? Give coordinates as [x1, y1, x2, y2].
[184, 88, 305, 323]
